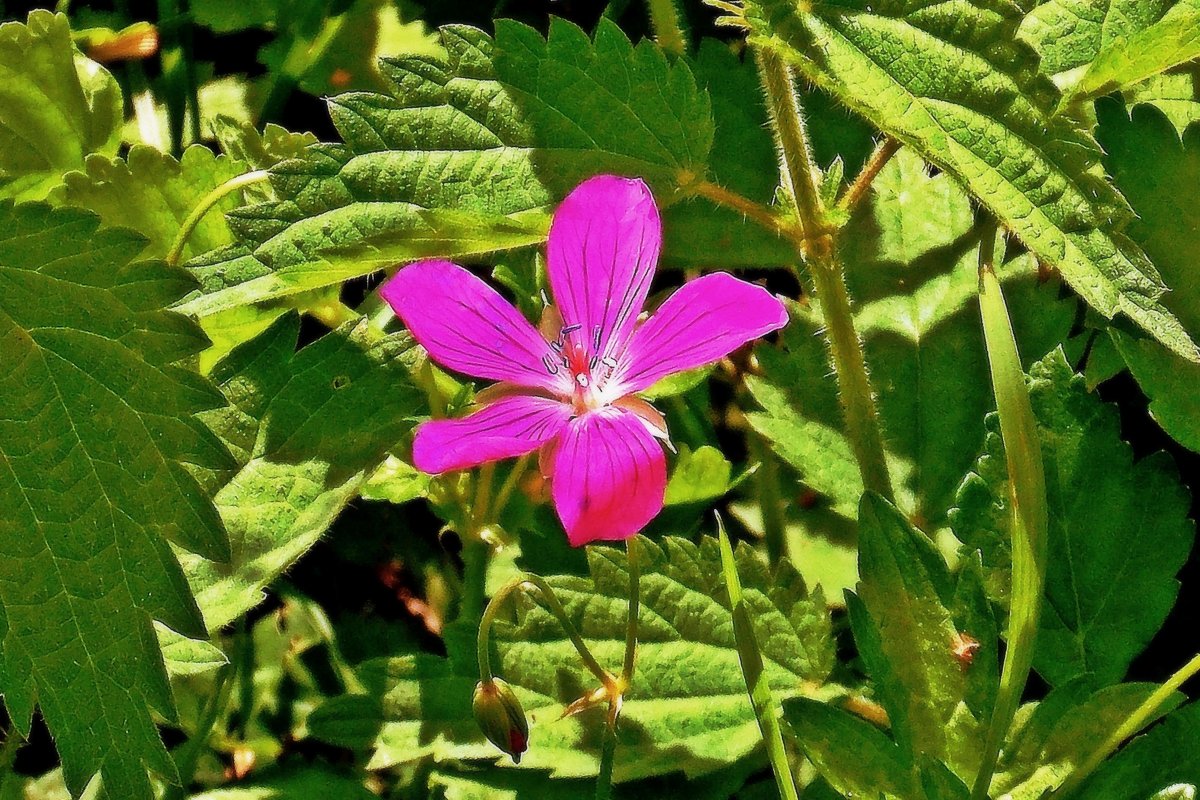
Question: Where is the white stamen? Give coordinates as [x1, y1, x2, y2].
[576, 373, 590, 388]
[540, 289, 550, 307]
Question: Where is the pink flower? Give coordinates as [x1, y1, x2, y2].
[381, 175, 788, 546]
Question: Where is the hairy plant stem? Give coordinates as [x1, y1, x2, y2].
[837, 137, 902, 217]
[166, 170, 269, 266]
[750, 434, 788, 561]
[1051, 652, 1200, 799]
[167, 665, 234, 800]
[645, 0, 687, 56]
[690, 179, 803, 245]
[971, 224, 1048, 800]
[597, 536, 642, 800]
[756, 49, 896, 503]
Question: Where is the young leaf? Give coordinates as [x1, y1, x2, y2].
[0, 202, 232, 800]
[1096, 101, 1200, 453]
[735, 0, 1199, 360]
[951, 349, 1195, 687]
[1074, 0, 1200, 101]
[0, 11, 121, 202]
[177, 313, 425, 631]
[309, 536, 834, 781]
[180, 19, 713, 319]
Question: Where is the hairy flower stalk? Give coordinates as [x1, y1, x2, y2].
[382, 175, 788, 546]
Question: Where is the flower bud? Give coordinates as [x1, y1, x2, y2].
[472, 678, 529, 763]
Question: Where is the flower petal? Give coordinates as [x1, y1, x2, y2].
[412, 394, 572, 474]
[381, 260, 570, 394]
[550, 407, 666, 547]
[614, 273, 788, 394]
[547, 175, 661, 360]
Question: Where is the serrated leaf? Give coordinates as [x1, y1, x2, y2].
[182, 19, 713, 318]
[178, 313, 425, 631]
[1123, 69, 1200, 137]
[1080, 702, 1200, 797]
[1074, 0, 1200, 101]
[992, 681, 1182, 799]
[0, 11, 121, 201]
[783, 697, 918, 800]
[0, 202, 232, 800]
[951, 349, 1195, 687]
[739, 0, 1199, 360]
[309, 536, 834, 781]
[213, 119, 318, 204]
[1096, 101, 1200, 453]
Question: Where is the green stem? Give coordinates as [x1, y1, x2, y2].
[1052, 652, 1200, 799]
[477, 575, 613, 687]
[622, 537, 641, 685]
[645, 0, 687, 56]
[491, 455, 531, 524]
[595, 720, 619, 800]
[167, 665, 233, 800]
[460, 538, 490, 622]
[0, 724, 24, 789]
[261, 10, 349, 120]
[756, 49, 896, 503]
[167, 170, 269, 265]
[750, 435, 788, 562]
[971, 224, 1048, 800]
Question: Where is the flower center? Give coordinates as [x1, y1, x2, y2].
[541, 323, 619, 412]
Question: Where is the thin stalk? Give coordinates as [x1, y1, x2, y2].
[491, 455, 532, 523]
[167, 170, 269, 265]
[470, 463, 496, 536]
[304, 298, 363, 332]
[460, 538, 490, 622]
[167, 665, 233, 800]
[646, 0, 687, 56]
[1051, 652, 1200, 799]
[690, 179, 802, 245]
[477, 575, 612, 687]
[971, 224, 1049, 800]
[597, 536, 643, 800]
[718, 517, 800, 800]
[595, 721, 619, 800]
[750, 434, 788, 562]
[756, 49, 896, 503]
[837, 137, 901, 217]
[261, 10, 348, 120]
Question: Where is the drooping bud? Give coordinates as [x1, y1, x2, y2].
[472, 678, 529, 763]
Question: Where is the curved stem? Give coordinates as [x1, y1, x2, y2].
[971, 224, 1048, 800]
[837, 137, 901, 218]
[690, 180, 800, 243]
[756, 49, 896, 503]
[1051, 652, 1200, 799]
[167, 170, 269, 266]
[477, 575, 612, 687]
[646, 0, 687, 56]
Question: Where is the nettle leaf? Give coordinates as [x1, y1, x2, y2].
[749, 151, 1074, 531]
[1082, 702, 1200, 798]
[0, 11, 121, 202]
[0, 202, 232, 800]
[1073, 0, 1200, 101]
[952, 349, 1195, 687]
[309, 536, 835, 781]
[1096, 101, 1200, 453]
[55, 145, 246, 262]
[213, 118, 319, 203]
[177, 313, 425, 631]
[180, 18, 713, 320]
[1123, 68, 1200, 138]
[992, 680, 1183, 799]
[738, 0, 1199, 360]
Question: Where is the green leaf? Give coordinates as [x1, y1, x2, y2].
[783, 697, 918, 800]
[1082, 702, 1200, 798]
[664, 445, 735, 506]
[951, 349, 1195, 687]
[213, 119, 318, 203]
[738, 0, 1199, 360]
[1123, 69, 1200, 137]
[850, 494, 984, 777]
[178, 314, 425, 631]
[1075, 0, 1200, 101]
[182, 19, 713, 318]
[0, 202, 232, 800]
[1096, 101, 1200, 452]
[1018, 0, 1173, 86]
[188, 767, 376, 800]
[992, 681, 1183, 799]
[309, 536, 834, 781]
[0, 11, 121, 201]
[55, 145, 247, 262]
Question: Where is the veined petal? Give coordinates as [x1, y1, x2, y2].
[381, 260, 570, 394]
[412, 394, 572, 474]
[614, 273, 788, 395]
[550, 406, 667, 547]
[547, 175, 661, 361]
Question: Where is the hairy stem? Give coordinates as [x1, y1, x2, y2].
[645, 0, 687, 56]
[690, 179, 803, 245]
[1051, 652, 1200, 799]
[750, 434, 788, 562]
[971, 224, 1048, 800]
[167, 170, 269, 266]
[756, 50, 896, 503]
[597, 536, 642, 800]
[837, 137, 902, 217]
